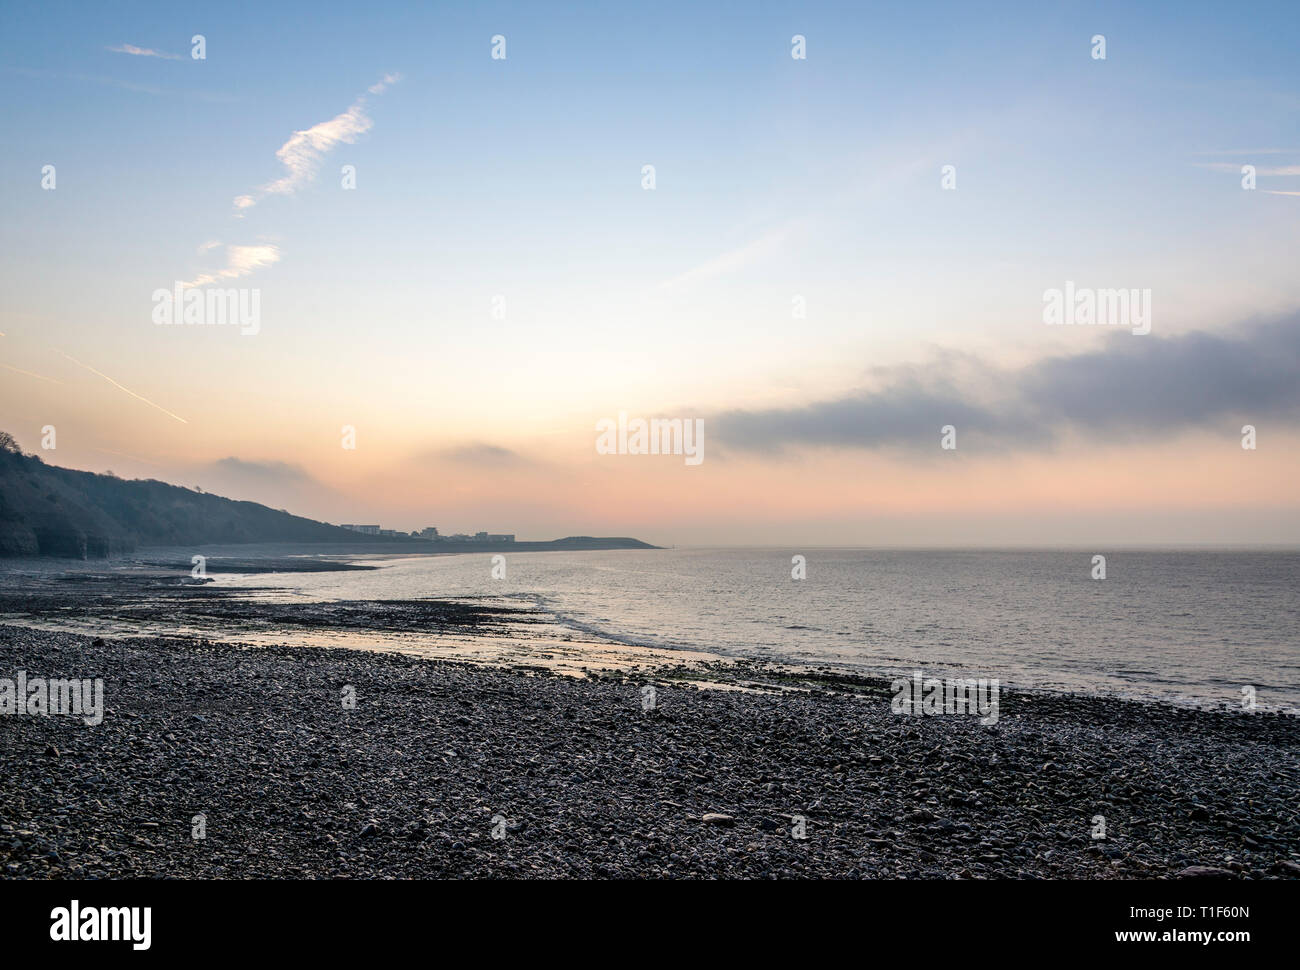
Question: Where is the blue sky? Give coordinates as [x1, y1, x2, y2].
[2, 1, 1298, 543]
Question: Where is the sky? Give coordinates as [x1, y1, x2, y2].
[2, 0, 1299, 546]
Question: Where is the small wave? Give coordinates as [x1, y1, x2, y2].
[517, 594, 704, 653]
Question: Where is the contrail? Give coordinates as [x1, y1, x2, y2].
[55, 351, 188, 424]
[1, 363, 64, 384]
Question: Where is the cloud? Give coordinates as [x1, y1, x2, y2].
[661, 226, 793, 290]
[1192, 154, 1300, 198]
[171, 75, 394, 285]
[6, 67, 237, 102]
[199, 457, 349, 514]
[183, 244, 281, 287]
[107, 44, 181, 61]
[209, 457, 313, 483]
[235, 73, 400, 214]
[434, 443, 534, 466]
[262, 106, 370, 197]
[1195, 163, 1300, 175]
[368, 72, 401, 95]
[714, 316, 1300, 455]
[656, 147, 935, 292]
[1191, 149, 1300, 155]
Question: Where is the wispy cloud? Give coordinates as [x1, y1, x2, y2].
[181, 75, 399, 285]
[234, 73, 400, 215]
[1192, 148, 1300, 155]
[658, 147, 940, 291]
[661, 225, 795, 290]
[183, 244, 281, 288]
[6, 66, 236, 102]
[107, 43, 182, 61]
[368, 72, 400, 95]
[1195, 162, 1300, 175]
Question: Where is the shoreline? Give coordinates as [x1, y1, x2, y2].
[2, 553, 1297, 713]
[1, 624, 1296, 879]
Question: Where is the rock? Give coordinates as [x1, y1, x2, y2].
[1174, 865, 1235, 879]
[44, 745, 59, 758]
[1, 617, 1295, 881]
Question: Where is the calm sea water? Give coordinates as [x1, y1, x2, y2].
[216, 548, 1300, 710]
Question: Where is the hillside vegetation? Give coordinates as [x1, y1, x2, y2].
[0, 434, 382, 558]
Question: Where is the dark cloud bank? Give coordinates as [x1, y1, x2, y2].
[715, 315, 1300, 454]
[209, 457, 314, 484]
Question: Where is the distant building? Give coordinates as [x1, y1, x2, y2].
[344, 523, 510, 542]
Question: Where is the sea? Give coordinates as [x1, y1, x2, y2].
[212, 547, 1300, 712]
